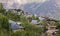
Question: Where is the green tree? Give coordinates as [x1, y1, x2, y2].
[56, 22, 60, 29]
[0, 14, 11, 36]
[0, 3, 5, 13]
[56, 29, 60, 36]
[6, 11, 20, 21]
[0, 14, 10, 31]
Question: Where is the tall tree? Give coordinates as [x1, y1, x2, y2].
[0, 3, 5, 13]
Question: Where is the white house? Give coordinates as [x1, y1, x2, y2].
[31, 20, 43, 27]
[16, 22, 22, 26]
[31, 20, 40, 25]
[38, 16, 45, 20]
[17, 11, 22, 15]
[33, 14, 37, 17]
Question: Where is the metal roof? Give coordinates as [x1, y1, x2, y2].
[9, 20, 24, 30]
[31, 20, 40, 25]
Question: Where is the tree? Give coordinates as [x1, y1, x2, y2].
[0, 14, 11, 36]
[6, 11, 20, 21]
[56, 29, 60, 36]
[0, 14, 10, 31]
[56, 22, 60, 29]
[0, 3, 3, 9]
[0, 3, 5, 13]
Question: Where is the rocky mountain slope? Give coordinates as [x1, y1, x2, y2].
[2, 0, 60, 20]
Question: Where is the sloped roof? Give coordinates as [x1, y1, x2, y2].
[38, 17, 45, 20]
[9, 20, 24, 30]
[31, 20, 40, 25]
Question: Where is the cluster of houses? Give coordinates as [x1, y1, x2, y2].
[7, 9, 45, 31]
[6, 9, 59, 36]
[8, 17, 45, 32]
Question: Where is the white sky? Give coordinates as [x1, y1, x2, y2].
[0, 0, 47, 4]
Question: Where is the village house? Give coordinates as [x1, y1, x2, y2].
[47, 26, 58, 36]
[12, 9, 24, 15]
[31, 20, 43, 27]
[9, 20, 24, 32]
[33, 14, 38, 17]
[5, 9, 24, 15]
[16, 22, 22, 26]
[24, 12, 33, 18]
[38, 16, 45, 20]
[25, 14, 33, 18]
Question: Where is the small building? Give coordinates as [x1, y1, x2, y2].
[38, 16, 45, 20]
[33, 14, 37, 17]
[17, 11, 22, 15]
[47, 26, 58, 36]
[8, 9, 24, 15]
[5, 9, 9, 12]
[9, 20, 24, 32]
[48, 26, 57, 30]
[24, 12, 33, 18]
[31, 20, 43, 27]
[31, 20, 40, 25]
[25, 14, 33, 18]
[16, 22, 22, 26]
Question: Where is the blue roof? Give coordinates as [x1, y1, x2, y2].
[10, 24, 24, 30]
[9, 20, 24, 30]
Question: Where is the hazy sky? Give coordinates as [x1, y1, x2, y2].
[0, 0, 48, 4]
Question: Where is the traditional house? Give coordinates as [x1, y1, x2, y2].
[31, 20, 43, 27]
[24, 12, 33, 18]
[5, 9, 9, 12]
[6, 9, 24, 15]
[25, 14, 32, 18]
[47, 26, 58, 36]
[16, 22, 22, 26]
[33, 14, 38, 17]
[38, 16, 45, 20]
[13, 9, 24, 15]
[9, 20, 24, 32]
